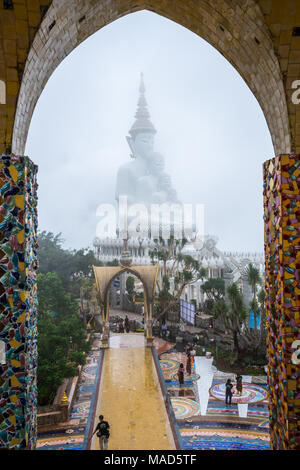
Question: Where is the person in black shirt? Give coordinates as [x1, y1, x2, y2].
[125, 315, 130, 333]
[93, 415, 110, 450]
[225, 379, 233, 405]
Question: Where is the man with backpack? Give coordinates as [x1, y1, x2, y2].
[93, 415, 110, 450]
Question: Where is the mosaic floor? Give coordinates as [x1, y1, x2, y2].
[37, 334, 271, 451]
[37, 334, 176, 451]
[159, 350, 271, 451]
[90, 336, 175, 450]
[37, 343, 101, 450]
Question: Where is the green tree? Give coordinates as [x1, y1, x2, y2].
[38, 231, 101, 290]
[245, 263, 262, 330]
[150, 236, 207, 324]
[106, 259, 119, 266]
[201, 278, 225, 302]
[37, 272, 91, 405]
[212, 299, 228, 328]
[126, 275, 135, 301]
[226, 283, 247, 357]
[258, 288, 266, 333]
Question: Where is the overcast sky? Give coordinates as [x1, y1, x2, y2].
[25, 10, 274, 253]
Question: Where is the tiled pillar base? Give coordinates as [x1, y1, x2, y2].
[263, 153, 299, 450]
[0, 154, 38, 449]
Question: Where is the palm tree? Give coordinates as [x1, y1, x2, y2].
[226, 283, 247, 358]
[258, 288, 266, 337]
[246, 263, 262, 330]
[212, 299, 228, 330]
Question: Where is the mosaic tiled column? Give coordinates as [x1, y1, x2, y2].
[0, 154, 38, 449]
[263, 154, 300, 450]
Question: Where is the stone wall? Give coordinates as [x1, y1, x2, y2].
[0, 154, 38, 449]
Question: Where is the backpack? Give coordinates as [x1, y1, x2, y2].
[97, 421, 110, 438]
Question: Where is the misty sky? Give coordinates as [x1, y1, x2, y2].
[25, 10, 274, 253]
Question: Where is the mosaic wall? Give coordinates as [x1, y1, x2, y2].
[0, 154, 38, 449]
[263, 153, 300, 450]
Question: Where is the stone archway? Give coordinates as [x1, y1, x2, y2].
[93, 264, 159, 347]
[11, 0, 290, 156]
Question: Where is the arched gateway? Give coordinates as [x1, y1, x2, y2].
[93, 263, 159, 348]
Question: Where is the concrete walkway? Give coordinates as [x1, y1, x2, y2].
[90, 334, 176, 450]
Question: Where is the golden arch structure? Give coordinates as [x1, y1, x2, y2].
[0, 0, 299, 451]
[93, 264, 159, 348]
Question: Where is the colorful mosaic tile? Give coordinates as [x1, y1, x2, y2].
[160, 348, 270, 450]
[263, 153, 300, 450]
[170, 397, 201, 419]
[0, 154, 38, 449]
[37, 343, 101, 450]
[209, 382, 268, 404]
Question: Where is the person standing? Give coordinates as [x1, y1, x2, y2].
[92, 415, 110, 450]
[178, 363, 185, 387]
[125, 315, 130, 333]
[236, 374, 243, 397]
[161, 322, 167, 339]
[186, 353, 192, 376]
[225, 379, 234, 405]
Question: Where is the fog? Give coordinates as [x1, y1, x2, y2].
[25, 10, 274, 252]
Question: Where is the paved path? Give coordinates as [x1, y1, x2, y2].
[90, 334, 176, 450]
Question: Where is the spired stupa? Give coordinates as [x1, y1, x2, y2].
[94, 72, 183, 265]
[115, 72, 179, 207]
[93, 75, 264, 309]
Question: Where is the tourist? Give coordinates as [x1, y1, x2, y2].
[225, 379, 234, 405]
[178, 363, 185, 386]
[236, 374, 243, 396]
[161, 322, 168, 339]
[186, 353, 192, 376]
[125, 315, 130, 333]
[92, 415, 110, 450]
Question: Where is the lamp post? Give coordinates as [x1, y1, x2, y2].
[210, 338, 218, 359]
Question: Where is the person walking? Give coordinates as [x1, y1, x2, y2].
[178, 363, 185, 387]
[236, 374, 243, 397]
[92, 415, 110, 450]
[225, 379, 234, 405]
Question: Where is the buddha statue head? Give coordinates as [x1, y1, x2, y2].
[132, 132, 155, 160]
[128, 73, 156, 163]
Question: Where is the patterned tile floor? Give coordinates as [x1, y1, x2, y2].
[159, 348, 271, 451]
[37, 334, 175, 451]
[37, 341, 101, 450]
[90, 340, 175, 450]
[37, 334, 271, 451]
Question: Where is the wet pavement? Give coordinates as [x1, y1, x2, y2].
[91, 334, 175, 450]
[37, 329, 270, 450]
